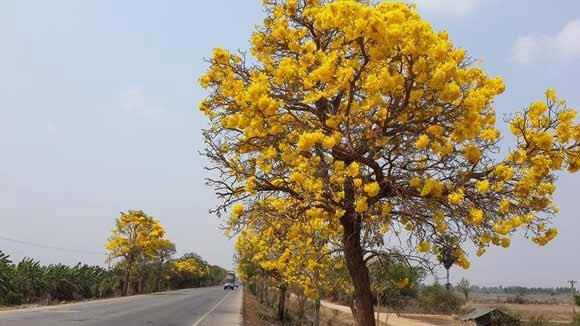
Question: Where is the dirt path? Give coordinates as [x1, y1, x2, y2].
[321, 301, 435, 326]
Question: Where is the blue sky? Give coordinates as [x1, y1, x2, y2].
[0, 0, 579, 287]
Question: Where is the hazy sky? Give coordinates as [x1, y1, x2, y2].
[1, 1, 579, 287]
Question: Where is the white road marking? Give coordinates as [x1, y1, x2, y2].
[191, 291, 233, 326]
[44, 310, 80, 313]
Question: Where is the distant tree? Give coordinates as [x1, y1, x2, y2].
[168, 253, 215, 289]
[105, 210, 172, 296]
[151, 241, 176, 292]
[575, 294, 580, 307]
[457, 278, 471, 301]
[368, 255, 426, 324]
[418, 283, 464, 314]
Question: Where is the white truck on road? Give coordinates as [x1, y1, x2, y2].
[223, 271, 237, 290]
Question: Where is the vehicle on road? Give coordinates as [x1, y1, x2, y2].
[224, 270, 237, 290]
[224, 281, 235, 290]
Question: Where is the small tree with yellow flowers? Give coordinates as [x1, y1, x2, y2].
[199, 1, 580, 325]
[169, 253, 211, 288]
[105, 210, 171, 296]
[235, 228, 284, 307]
[232, 201, 337, 324]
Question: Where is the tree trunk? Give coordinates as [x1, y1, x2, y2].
[122, 269, 131, 296]
[155, 263, 163, 292]
[137, 272, 143, 294]
[340, 194, 375, 326]
[376, 291, 381, 326]
[349, 296, 359, 323]
[297, 292, 306, 324]
[314, 297, 321, 326]
[277, 284, 287, 321]
[260, 279, 266, 304]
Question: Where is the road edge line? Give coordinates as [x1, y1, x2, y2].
[191, 290, 233, 326]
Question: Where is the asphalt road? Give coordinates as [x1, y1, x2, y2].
[0, 286, 242, 326]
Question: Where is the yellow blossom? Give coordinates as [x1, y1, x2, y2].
[231, 202, 244, 217]
[448, 188, 464, 204]
[355, 196, 368, 213]
[415, 134, 429, 149]
[416, 241, 431, 253]
[545, 88, 556, 101]
[363, 182, 381, 197]
[347, 162, 360, 177]
[420, 178, 443, 197]
[462, 143, 481, 164]
[475, 179, 489, 193]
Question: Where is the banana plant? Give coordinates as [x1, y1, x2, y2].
[0, 251, 13, 297]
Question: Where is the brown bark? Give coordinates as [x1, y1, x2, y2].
[260, 279, 266, 303]
[376, 291, 381, 326]
[122, 269, 131, 296]
[277, 284, 287, 321]
[349, 297, 359, 324]
[297, 292, 306, 324]
[122, 257, 134, 297]
[313, 297, 321, 326]
[138, 273, 144, 294]
[340, 177, 376, 326]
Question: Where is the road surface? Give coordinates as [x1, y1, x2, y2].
[0, 286, 242, 326]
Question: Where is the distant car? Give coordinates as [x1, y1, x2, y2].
[224, 281, 235, 290]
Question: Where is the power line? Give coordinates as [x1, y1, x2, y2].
[0, 235, 105, 256]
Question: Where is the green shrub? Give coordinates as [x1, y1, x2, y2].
[2, 292, 23, 306]
[417, 283, 465, 314]
[0, 251, 12, 297]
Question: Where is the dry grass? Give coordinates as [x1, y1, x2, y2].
[243, 289, 281, 326]
[471, 293, 571, 305]
[243, 290, 357, 326]
[243, 290, 577, 326]
[470, 302, 575, 323]
[286, 296, 356, 325]
[317, 305, 357, 326]
[401, 314, 465, 326]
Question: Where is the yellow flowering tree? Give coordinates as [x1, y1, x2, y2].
[169, 253, 211, 288]
[235, 228, 285, 309]
[105, 210, 171, 296]
[199, 1, 580, 325]
[233, 201, 336, 324]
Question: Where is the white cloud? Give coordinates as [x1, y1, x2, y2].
[511, 35, 541, 65]
[47, 121, 57, 134]
[119, 87, 163, 116]
[512, 19, 580, 65]
[554, 19, 580, 60]
[413, 0, 482, 17]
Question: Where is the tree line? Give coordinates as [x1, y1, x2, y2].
[472, 285, 572, 296]
[0, 210, 227, 306]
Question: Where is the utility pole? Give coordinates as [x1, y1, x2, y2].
[569, 280, 577, 316]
